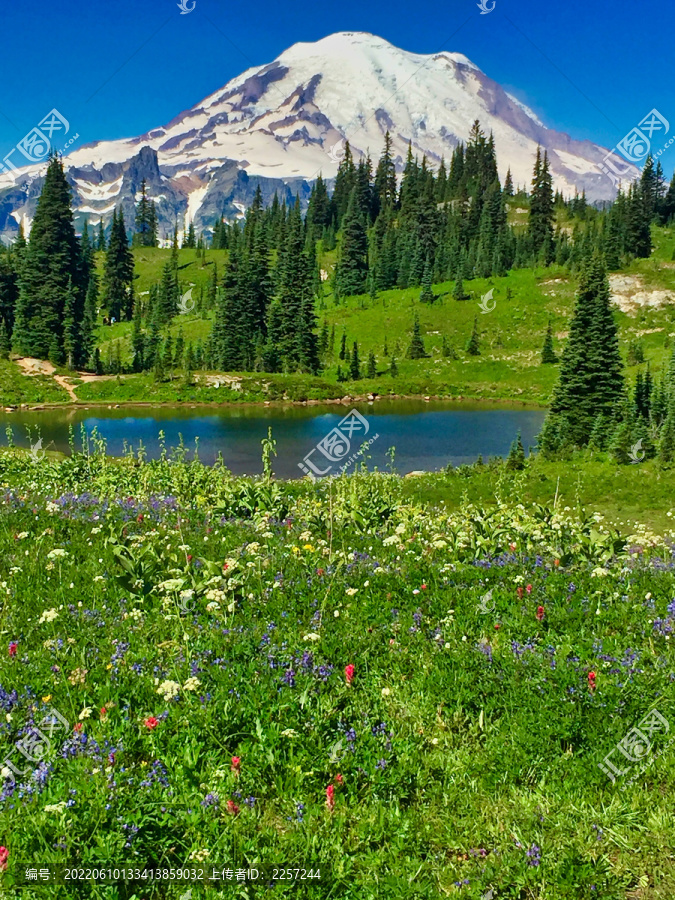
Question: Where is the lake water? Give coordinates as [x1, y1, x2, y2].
[0, 400, 547, 479]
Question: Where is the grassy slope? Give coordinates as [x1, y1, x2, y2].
[3, 226, 675, 406]
[0, 456, 674, 898]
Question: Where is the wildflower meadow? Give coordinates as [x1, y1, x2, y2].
[0, 435, 673, 898]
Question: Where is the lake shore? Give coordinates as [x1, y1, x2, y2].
[4, 392, 548, 413]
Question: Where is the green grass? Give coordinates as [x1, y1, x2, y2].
[0, 451, 673, 898]
[0, 359, 69, 405]
[3, 225, 675, 409]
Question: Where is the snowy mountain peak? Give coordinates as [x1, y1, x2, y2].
[0, 31, 635, 242]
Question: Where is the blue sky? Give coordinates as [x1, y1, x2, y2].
[0, 0, 672, 168]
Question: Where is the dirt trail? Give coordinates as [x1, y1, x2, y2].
[13, 357, 114, 402]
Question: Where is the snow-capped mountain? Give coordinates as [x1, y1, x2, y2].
[0, 32, 634, 242]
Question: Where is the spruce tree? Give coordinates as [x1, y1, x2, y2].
[335, 188, 368, 296]
[133, 179, 158, 247]
[465, 316, 480, 356]
[419, 256, 434, 303]
[406, 314, 428, 359]
[349, 341, 361, 380]
[540, 318, 558, 364]
[544, 254, 624, 448]
[367, 350, 377, 378]
[339, 329, 347, 360]
[97, 219, 106, 251]
[131, 297, 144, 372]
[103, 208, 134, 321]
[12, 154, 86, 361]
[659, 395, 675, 464]
[529, 147, 554, 262]
[506, 432, 526, 470]
[0, 318, 10, 358]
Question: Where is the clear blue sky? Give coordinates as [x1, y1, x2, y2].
[0, 0, 671, 168]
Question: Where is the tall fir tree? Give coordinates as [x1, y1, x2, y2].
[103, 207, 134, 321]
[12, 154, 87, 362]
[406, 314, 428, 359]
[540, 318, 558, 364]
[543, 254, 624, 448]
[335, 187, 368, 296]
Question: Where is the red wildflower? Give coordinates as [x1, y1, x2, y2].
[526, 584, 532, 594]
[100, 706, 107, 719]
[588, 671, 597, 692]
[187, 555, 193, 562]
[144, 716, 159, 730]
[536, 606, 545, 621]
[494, 623, 501, 630]
[517, 587, 524, 599]
[317, 567, 325, 576]
[226, 800, 239, 815]
[222, 563, 229, 571]
[334, 773, 343, 785]
[326, 784, 335, 811]
[74, 722, 83, 732]
[0, 846, 8, 872]
[554, 559, 560, 567]
[509, 542, 516, 552]
[421, 584, 427, 590]
[231, 756, 241, 774]
[345, 664, 355, 685]
[137, 514, 144, 523]
[8, 642, 17, 658]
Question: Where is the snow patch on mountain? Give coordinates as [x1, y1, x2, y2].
[0, 31, 638, 243]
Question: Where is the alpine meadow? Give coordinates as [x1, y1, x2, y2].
[0, 15, 674, 900]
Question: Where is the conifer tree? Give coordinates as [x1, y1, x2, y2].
[97, 219, 106, 251]
[131, 297, 144, 372]
[374, 131, 398, 210]
[506, 432, 526, 470]
[12, 154, 86, 361]
[659, 395, 675, 464]
[543, 254, 624, 448]
[419, 256, 434, 303]
[349, 341, 361, 380]
[0, 317, 10, 358]
[103, 208, 134, 321]
[529, 147, 554, 262]
[0, 251, 18, 343]
[133, 179, 158, 247]
[367, 350, 377, 378]
[406, 314, 428, 359]
[390, 356, 398, 376]
[465, 316, 480, 356]
[335, 188, 368, 296]
[503, 168, 514, 197]
[339, 329, 347, 360]
[540, 318, 558, 363]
